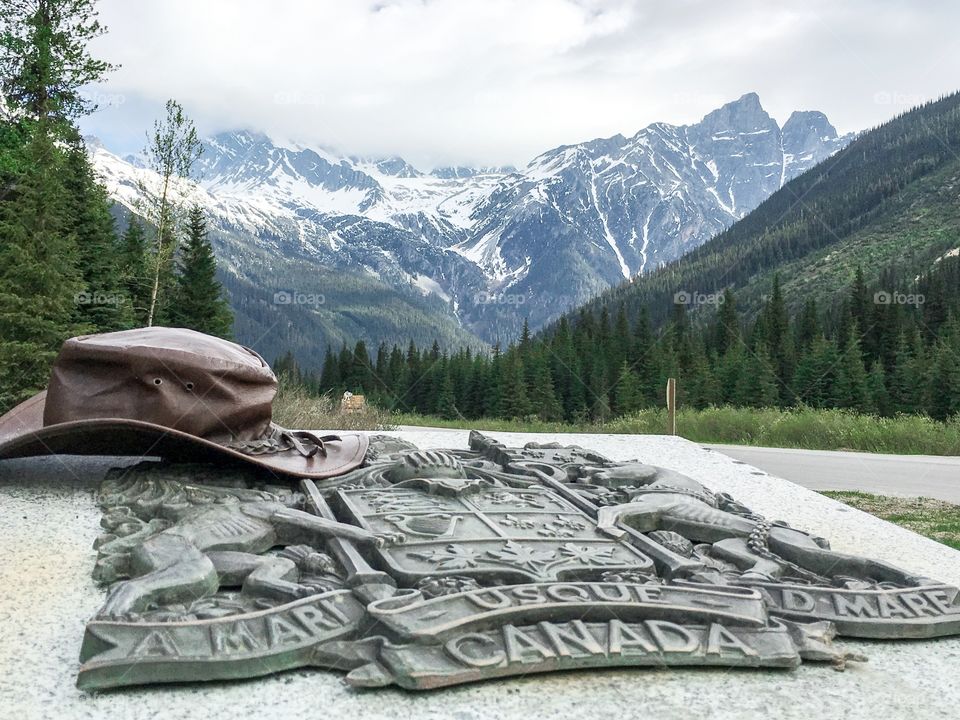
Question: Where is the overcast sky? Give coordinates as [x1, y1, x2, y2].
[78, 0, 960, 169]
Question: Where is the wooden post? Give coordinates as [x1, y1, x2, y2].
[665, 377, 677, 436]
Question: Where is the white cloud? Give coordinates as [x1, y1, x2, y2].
[79, 0, 960, 168]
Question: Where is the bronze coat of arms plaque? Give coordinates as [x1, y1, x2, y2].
[76, 432, 960, 691]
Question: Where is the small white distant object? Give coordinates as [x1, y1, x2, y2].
[341, 391, 366, 413]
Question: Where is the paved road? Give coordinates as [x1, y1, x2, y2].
[705, 444, 960, 503]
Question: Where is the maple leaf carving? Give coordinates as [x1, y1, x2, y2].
[558, 543, 621, 566]
[408, 544, 480, 570]
[486, 541, 556, 570]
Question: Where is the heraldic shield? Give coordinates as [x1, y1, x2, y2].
[337, 483, 656, 585]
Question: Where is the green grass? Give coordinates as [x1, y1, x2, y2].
[822, 491, 960, 551]
[395, 406, 960, 455]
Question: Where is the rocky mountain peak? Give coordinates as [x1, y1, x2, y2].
[699, 92, 775, 134]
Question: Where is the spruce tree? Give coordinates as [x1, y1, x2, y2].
[349, 340, 371, 393]
[712, 288, 740, 356]
[614, 361, 642, 416]
[337, 344, 354, 393]
[835, 327, 871, 412]
[119, 218, 151, 325]
[62, 145, 129, 331]
[927, 318, 960, 420]
[527, 350, 562, 421]
[794, 299, 820, 355]
[867, 360, 891, 416]
[0, 126, 85, 409]
[715, 345, 745, 405]
[435, 368, 458, 420]
[465, 355, 488, 418]
[792, 336, 842, 408]
[318, 347, 340, 393]
[484, 345, 504, 417]
[587, 357, 611, 422]
[849, 267, 871, 344]
[0, 0, 116, 408]
[170, 205, 232, 337]
[688, 340, 720, 408]
[733, 347, 779, 408]
[631, 307, 659, 405]
[0, 0, 114, 135]
[497, 353, 530, 419]
[762, 275, 794, 404]
[273, 350, 301, 383]
[890, 330, 927, 415]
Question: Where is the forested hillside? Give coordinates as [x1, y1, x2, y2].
[308, 254, 960, 423]
[575, 91, 960, 330]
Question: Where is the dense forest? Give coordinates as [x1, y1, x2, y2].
[305, 255, 960, 422]
[0, 0, 231, 412]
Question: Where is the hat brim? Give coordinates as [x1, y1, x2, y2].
[0, 391, 368, 480]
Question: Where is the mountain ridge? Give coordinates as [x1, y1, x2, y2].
[563, 91, 960, 335]
[89, 93, 855, 362]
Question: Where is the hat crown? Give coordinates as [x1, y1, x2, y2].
[43, 327, 277, 442]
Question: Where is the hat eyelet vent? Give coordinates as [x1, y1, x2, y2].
[153, 378, 163, 385]
[185, 382, 194, 391]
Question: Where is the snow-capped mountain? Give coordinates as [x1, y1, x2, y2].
[91, 93, 853, 347]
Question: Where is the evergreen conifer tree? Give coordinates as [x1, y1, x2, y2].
[527, 350, 562, 421]
[435, 368, 458, 420]
[0, 126, 85, 409]
[867, 359, 891, 416]
[733, 347, 779, 408]
[170, 205, 232, 337]
[835, 326, 871, 412]
[318, 347, 340, 393]
[614, 361, 642, 416]
[119, 218, 151, 325]
[497, 353, 530, 419]
[63, 144, 129, 330]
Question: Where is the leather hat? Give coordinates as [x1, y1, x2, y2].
[0, 327, 368, 479]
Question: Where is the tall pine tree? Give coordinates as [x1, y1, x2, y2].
[170, 205, 232, 337]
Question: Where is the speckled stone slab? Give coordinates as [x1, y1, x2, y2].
[1, 432, 957, 720]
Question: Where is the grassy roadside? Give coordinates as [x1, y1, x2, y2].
[272, 383, 960, 455]
[272, 381, 396, 431]
[395, 406, 960, 456]
[822, 491, 960, 550]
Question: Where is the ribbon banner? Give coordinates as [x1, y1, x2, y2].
[747, 583, 960, 638]
[78, 590, 366, 690]
[374, 618, 803, 690]
[367, 582, 770, 641]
